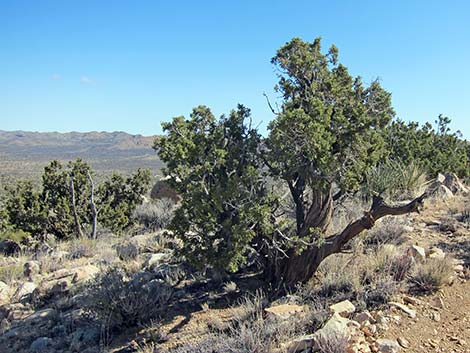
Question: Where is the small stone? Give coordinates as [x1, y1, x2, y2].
[403, 295, 421, 306]
[72, 264, 99, 283]
[376, 338, 401, 353]
[430, 297, 445, 309]
[431, 311, 441, 322]
[389, 302, 416, 318]
[329, 300, 356, 317]
[397, 337, 409, 349]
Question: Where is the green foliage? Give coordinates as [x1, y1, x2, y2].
[155, 105, 273, 272]
[42, 159, 93, 238]
[98, 169, 151, 233]
[267, 37, 394, 193]
[0, 159, 150, 239]
[363, 159, 427, 200]
[385, 115, 470, 178]
[3, 180, 46, 235]
[0, 229, 31, 243]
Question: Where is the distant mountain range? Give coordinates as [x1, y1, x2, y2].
[0, 130, 163, 183]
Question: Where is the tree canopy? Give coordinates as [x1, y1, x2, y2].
[155, 37, 469, 287]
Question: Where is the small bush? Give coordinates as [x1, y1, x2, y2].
[85, 267, 175, 331]
[0, 262, 24, 284]
[363, 217, 409, 248]
[134, 198, 177, 232]
[410, 257, 454, 293]
[0, 229, 30, 243]
[67, 236, 97, 259]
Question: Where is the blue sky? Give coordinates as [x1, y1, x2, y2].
[1, 0, 469, 137]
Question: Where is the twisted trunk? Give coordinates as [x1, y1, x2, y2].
[276, 192, 428, 287]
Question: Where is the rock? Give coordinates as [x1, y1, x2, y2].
[428, 247, 446, 260]
[397, 337, 410, 349]
[0, 239, 21, 256]
[407, 245, 426, 262]
[430, 311, 441, 322]
[329, 300, 356, 317]
[286, 312, 352, 353]
[454, 264, 464, 272]
[389, 302, 416, 318]
[23, 308, 58, 326]
[70, 327, 100, 352]
[403, 295, 421, 306]
[376, 339, 401, 353]
[30, 337, 53, 352]
[150, 179, 180, 202]
[23, 260, 40, 278]
[319, 312, 351, 336]
[264, 304, 304, 320]
[286, 334, 316, 353]
[353, 311, 376, 324]
[144, 253, 170, 269]
[116, 242, 140, 260]
[430, 297, 445, 309]
[442, 173, 469, 194]
[429, 183, 454, 199]
[72, 265, 99, 283]
[13, 281, 37, 302]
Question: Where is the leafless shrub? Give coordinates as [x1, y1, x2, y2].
[410, 257, 454, 293]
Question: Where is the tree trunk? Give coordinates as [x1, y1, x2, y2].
[87, 171, 98, 239]
[69, 175, 84, 238]
[275, 192, 428, 288]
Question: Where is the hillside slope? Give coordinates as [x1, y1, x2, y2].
[0, 130, 163, 183]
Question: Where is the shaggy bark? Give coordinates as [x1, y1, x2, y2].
[277, 192, 428, 287]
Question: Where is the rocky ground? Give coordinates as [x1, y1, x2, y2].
[0, 177, 468, 353]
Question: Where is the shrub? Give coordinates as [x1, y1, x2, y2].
[67, 236, 97, 259]
[0, 229, 31, 243]
[363, 217, 409, 248]
[410, 257, 454, 293]
[85, 267, 175, 331]
[133, 198, 177, 232]
[363, 159, 427, 201]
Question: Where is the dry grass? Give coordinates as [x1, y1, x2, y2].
[410, 257, 454, 293]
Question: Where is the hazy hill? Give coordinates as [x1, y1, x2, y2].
[0, 130, 163, 184]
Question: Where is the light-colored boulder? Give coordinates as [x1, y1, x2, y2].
[407, 245, 426, 262]
[144, 253, 170, 269]
[264, 304, 304, 320]
[13, 281, 37, 302]
[72, 265, 99, 283]
[329, 300, 356, 317]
